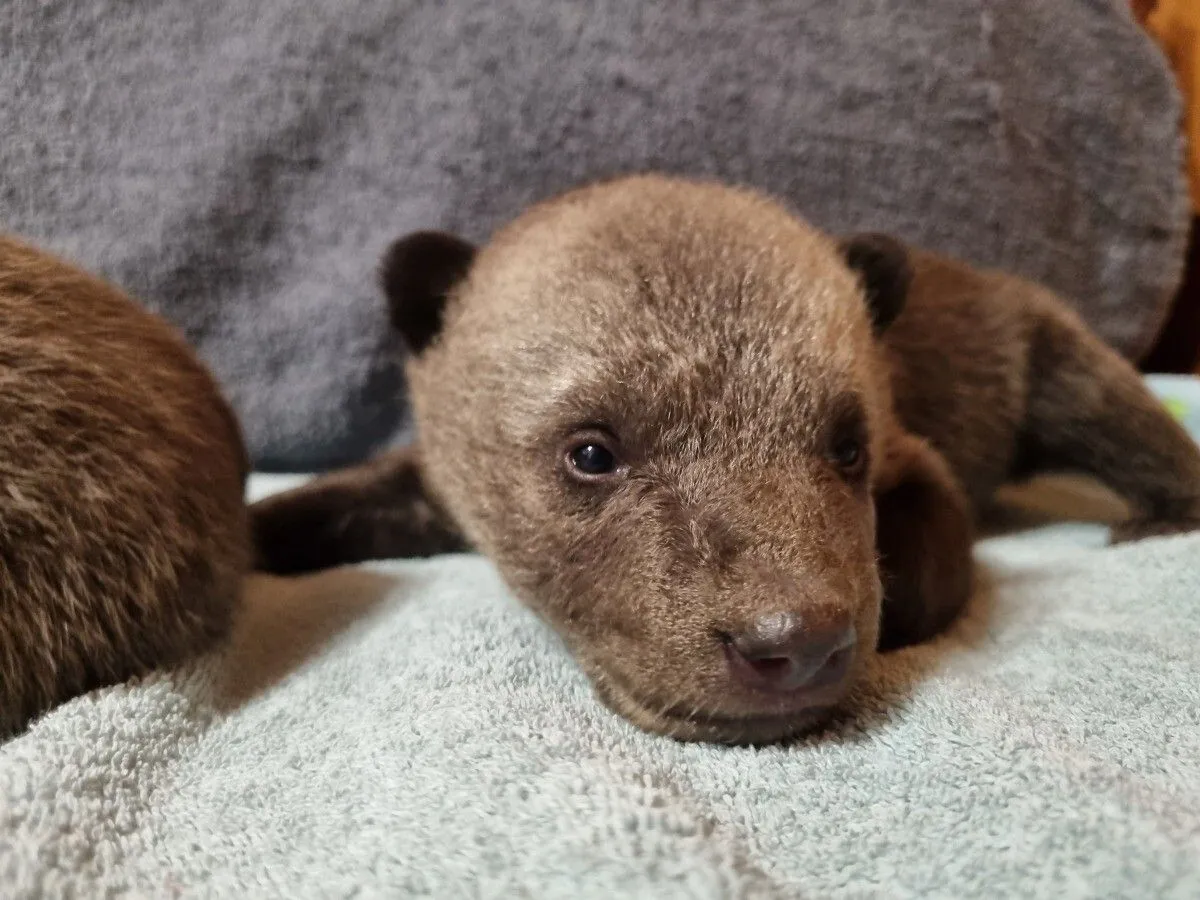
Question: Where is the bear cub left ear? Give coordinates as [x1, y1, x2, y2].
[380, 230, 478, 355]
[839, 233, 912, 335]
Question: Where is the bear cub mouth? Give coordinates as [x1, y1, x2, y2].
[591, 642, 858, 745]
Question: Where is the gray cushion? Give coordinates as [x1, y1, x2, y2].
[0, 1, 1187, 470]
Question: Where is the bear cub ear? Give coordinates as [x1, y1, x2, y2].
[839, 233, 912, 335]
[380, 230, 477, 354]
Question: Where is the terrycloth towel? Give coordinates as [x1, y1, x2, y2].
[2, 378, 1199, 897]
[0, 0, 1188, 469]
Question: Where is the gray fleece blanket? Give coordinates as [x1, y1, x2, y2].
[0, 0, 1188, 470]
[2, 376, 1199, 897]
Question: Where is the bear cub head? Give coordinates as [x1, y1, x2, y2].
[384, 175, 911, 743]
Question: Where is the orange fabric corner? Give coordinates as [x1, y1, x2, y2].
[1146, 0, 1200, 212]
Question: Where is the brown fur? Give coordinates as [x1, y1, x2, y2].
[0, 235, 250, 736]
[252, 175, 1200, 744]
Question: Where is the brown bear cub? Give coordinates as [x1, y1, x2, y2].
[0, 235, 250, 736]
[252, 175, 1200, 744]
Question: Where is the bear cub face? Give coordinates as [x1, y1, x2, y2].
[388, 177, 911, 743]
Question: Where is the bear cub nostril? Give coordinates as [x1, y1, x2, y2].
[724, 610, 857, 694]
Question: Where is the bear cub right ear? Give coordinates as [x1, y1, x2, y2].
[380, 231, 477, 355]
[839, 232, 912, 336]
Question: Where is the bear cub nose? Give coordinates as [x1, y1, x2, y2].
[724, 611, 856, 693]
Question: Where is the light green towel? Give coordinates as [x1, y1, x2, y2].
[1149, 373, 1200, 436]
[2, 380, 1198, 898]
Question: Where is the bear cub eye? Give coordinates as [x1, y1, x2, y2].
[571, 443, 616, 474]
[563, 430, 626, 482]
[831, 435, 865, 475]
[828, 404, 870, 481]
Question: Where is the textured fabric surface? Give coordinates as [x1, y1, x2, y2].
[2, 385, 1199, 898]
[0, 1, 1188, 469]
